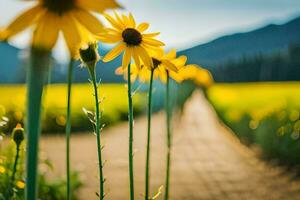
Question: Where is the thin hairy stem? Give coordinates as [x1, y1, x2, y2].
[89, 68, 105, 200]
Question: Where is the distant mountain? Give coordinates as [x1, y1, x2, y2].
[1, 15, 300, 83]
[180, 16, 300, 68]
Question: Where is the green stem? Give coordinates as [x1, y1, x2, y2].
[145, 69, 154, 200]
[164, 72, 172, 200]
[11, 145, 20, 184]
[66, 59, 74, 200]
[127, 63, 135, 200]
[6, 145, 20, 199]
[89, 68, 105, 200]
[26, 48, 50, 200]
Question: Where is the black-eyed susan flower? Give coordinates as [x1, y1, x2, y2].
[99, 12, 165, 68]
[115, 49, 187, 83]
[1, 0, 121, 56]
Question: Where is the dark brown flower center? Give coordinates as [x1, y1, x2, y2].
[152, 58, 162, 68]
[43, 0, 75, 15]
[122, 28, 142, 46]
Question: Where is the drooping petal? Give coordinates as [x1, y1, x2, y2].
[61, 13, 82, 57]
[136, 46, 152, 67]
[122, 47, 132, 69]
[32, 12, 59, 50]
[73, 9, 103, 35]
[137, 23, 149, 32]
[77, 0, 121, 13]
[132, 47, 141, 69]
[2, 5, 45, 39]
[158, 65, 167, 83]
[103, 43, 125, 62]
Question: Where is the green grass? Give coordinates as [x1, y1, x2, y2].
[0, 84, 145, 133]
[207, 82, 300, 165]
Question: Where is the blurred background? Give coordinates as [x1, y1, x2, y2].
[1, 0, 300, 199]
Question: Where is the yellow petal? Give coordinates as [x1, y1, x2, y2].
[77, 0, 121, 13]
[122, 48, 132, 69]
[115, 66, 124, 75]
[172, 56, 187, 68]
[97, 33, 122, 43]
[103, 43, 125, 62]
[104, 13, 124, 30]
[3, 5, 45, 39]
[158, 65, 167, 83]
[32, 12, 59, 50]
[61, 13, 82, 57]
[132, 47, 141, 69]
[165, 49, 177, 59]
[136, 46, 152, 67]
[143, 32, 160, 38]
[143, 38, 165, 47]
[113, 11, 125, 28]
[162, 60, 178, 72]
[128, 13, 136, 28]
[137, 23, 149, 32]
[73, 9, 103, 35]
[170, 71, 184, 83]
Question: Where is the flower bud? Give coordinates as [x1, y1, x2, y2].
[79, 42, 100, 71]
[12, 124, 25, 146]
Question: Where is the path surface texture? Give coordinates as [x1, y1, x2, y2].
[41, 91, 300, 200]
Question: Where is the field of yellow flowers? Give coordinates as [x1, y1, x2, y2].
[208, 82, 300, 165]
[0, 84, 145, 133]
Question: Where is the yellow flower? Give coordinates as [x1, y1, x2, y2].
[1, 0, 121, 56]
[100, 12, 165, 68]
[179, 64, 214, 88]
[115, 49, 187, 83]
[16, 180, 26, 189]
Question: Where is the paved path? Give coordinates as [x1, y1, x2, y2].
[41, 91, 300, 200]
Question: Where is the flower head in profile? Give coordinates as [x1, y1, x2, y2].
[179, 64, 214, 88]
[99, 12, 165, 69]
[115, 49, 188, 83]
[0, 0, 121, 56]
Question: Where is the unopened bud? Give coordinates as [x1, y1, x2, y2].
[12, 124, 24, 146]
[79, 42, 100, 71]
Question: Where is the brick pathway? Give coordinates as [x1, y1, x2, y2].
[41, 91, 300, 200]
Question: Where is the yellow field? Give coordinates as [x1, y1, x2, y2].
[208, 82, 300, 122]
[0, 84, 145, 132]
[207, 82, 300, 165]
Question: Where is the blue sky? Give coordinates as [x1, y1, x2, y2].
[1, 0, 300, 63]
